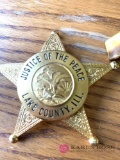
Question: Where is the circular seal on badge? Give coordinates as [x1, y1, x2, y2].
[32, 63, 74, 106]
[17, 51, 88, 121]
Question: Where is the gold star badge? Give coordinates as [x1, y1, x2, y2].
[0, 32, 119, 145]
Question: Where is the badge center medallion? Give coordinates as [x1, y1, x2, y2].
[17, 50, 89, 121]
[32, 63, 74, 106]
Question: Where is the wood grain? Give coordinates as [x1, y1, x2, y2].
[0, 0, 120, 159]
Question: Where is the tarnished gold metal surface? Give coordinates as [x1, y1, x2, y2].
[0, 32, 119, 144]
[17, 50, 88, 121]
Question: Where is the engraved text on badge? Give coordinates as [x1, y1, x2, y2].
[17, 51, 88, 121]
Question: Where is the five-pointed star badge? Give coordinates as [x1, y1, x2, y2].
[0, 32, 119, 145]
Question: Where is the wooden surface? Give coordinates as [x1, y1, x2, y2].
[0, 0, 120, 159]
